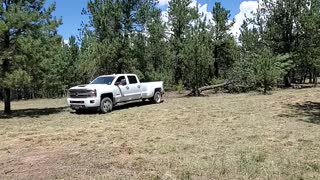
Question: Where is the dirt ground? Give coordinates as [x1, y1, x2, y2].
[0, 88, 320, 179]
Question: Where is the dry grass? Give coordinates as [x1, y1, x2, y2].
[0, 88, 320, 179]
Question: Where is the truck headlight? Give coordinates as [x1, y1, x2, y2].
[89, 89, 97, 97]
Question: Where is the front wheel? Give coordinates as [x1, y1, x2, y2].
[100, 97, 113, 113]
[151, 91, 162, 104]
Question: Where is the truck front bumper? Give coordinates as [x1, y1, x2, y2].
[67, 97, 100, 110]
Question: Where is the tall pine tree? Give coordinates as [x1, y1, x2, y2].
[0, 0, 61, 113]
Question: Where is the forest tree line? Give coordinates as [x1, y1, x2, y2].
[1, 0, 320, 113]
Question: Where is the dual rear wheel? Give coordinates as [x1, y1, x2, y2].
[151, 91, 162, 103]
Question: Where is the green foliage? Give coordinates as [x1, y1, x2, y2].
[210, 78, 225, 86]
[254, 49, 285, 94]
[1, 0, 320, 112]
[182, 15, 212, 93]
[0, 0, 62, 112]
[210, 2, 236, 78]
[228, 57, 257, 93]
[2, 69, 31, 89]
[168, 0, 198, 84]
[81, 0, 159, 75]
[175, 80, 185, 94]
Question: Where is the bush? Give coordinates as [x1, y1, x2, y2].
[176, 80, 185, 94]
[227, 56, 257, 93]
[210, 78, 225, 85]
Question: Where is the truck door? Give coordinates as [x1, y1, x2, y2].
[114, 76, 130, 102]
[127, 75, 142, 100]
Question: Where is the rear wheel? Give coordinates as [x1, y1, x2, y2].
[151, 91, 162, 104]
[100, 97, 113, 113]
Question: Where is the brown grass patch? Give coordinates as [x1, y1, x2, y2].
[0, 89, 320, 179]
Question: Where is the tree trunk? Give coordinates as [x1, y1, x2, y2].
[0, 88, 3, 101]
[313, 68, 316, 85]
[2, 29, 11, 114]
[174, 60, 182, 84]
[3, 88, 11, 114]
[174, 48, 183, 84]
[199, 82, 227, 92]
[284, 73, 291, 87]
[2, 59, 11, 114]
[213, 46, 219, 78]
[263, 86, 267, 94]
[309, 71, 313, 84]
[214, 61, 219, 78]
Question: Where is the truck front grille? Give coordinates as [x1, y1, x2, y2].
[70, 101, 85, 104]
[69, 89, 91, 98]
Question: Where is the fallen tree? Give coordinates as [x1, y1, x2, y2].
[199, 82, 228, 92]
[188, 82, 228, 96]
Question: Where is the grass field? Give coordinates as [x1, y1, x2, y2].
[0, 88, 320, 179]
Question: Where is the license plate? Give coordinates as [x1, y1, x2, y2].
[72, 105, 82, 109]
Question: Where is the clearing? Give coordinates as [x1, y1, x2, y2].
[0, 88, 320, 179]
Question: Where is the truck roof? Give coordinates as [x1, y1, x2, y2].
[99, 74, 137, 77]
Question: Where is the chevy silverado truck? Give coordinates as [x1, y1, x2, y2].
[67, 74, 164, 113]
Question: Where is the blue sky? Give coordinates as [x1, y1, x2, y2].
[45, 0, 258, 41]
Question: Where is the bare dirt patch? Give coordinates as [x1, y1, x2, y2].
[0, 89, 320, 179]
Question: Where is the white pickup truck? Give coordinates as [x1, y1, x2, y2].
[67, 74, 164, 113]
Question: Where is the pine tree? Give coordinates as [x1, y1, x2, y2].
[144, 6, 171, 84]
[0, 0, 61, 113]
[65, 36, 80, 86]
[261, 0, 307, 86]
[210, 2, 235, 78]
[82, 0, 159, 76]
[183, 15, 212, 96]
[296, 0, 320, 85]
[254, 49, 285, 94]
[168, 0, 198, 84]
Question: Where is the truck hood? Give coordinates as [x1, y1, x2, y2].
[69, 84, 113, 91]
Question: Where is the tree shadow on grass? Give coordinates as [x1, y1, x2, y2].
[0, 107, 68, 119]
[280, 101, 320, 124]
[113, 100, 155, 111]
[72, 100, 157, 115]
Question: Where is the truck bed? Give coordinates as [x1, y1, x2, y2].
[140, 81, 164, 98]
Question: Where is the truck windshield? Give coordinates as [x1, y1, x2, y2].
[90, 76, 115, 85]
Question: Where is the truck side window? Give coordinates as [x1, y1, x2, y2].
[128, 76, 138, 84]
[115, 76, 126, 85]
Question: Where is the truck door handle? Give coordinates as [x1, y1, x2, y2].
[126, 86, 129, 89]
[137, 85, 141, 88]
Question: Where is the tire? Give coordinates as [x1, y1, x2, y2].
[151, 91, 162, 104]
[100, 97, 113, 113]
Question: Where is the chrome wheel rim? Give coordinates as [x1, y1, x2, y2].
[155, 92, 161, 103]
[103, 100, 112, 112]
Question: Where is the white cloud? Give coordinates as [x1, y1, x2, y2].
[161, 0, 212, 23]
[161, 11, 169, 23]
[160, 0, 212, 37]
[63, 39, 70, 44]
[160, 0, 262, 39]
[231, 1, 259, 37]
[189, 0, 212, 22]
[159, 0, 170, 6]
